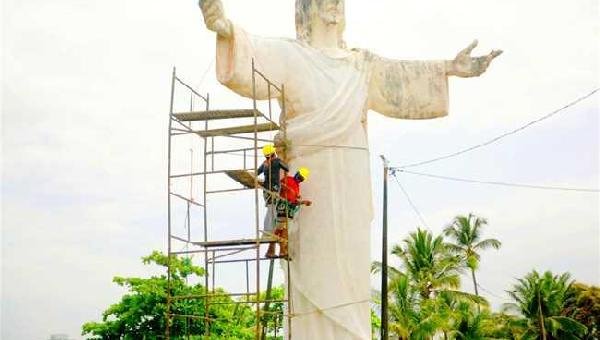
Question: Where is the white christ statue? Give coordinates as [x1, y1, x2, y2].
[198, 0, 501, 338]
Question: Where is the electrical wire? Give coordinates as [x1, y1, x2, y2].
[397, 169, 599, 193]
[390, 171, 428, 226]
[196, 57, 216, 90]
[394, 88, 599, 169]
[477, 283, 508, 301]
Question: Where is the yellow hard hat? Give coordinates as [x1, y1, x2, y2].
[262, 144, 276, 157]
[297, 167, 310, 181]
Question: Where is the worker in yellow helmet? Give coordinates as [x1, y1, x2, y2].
[257, 144, 289, 237]
[266, 167, 312, 258]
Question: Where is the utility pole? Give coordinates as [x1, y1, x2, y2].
[380, 155, 389, 340]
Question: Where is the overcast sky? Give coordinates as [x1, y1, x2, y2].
[2, 0, 599, 339]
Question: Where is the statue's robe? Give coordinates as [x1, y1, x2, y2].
[215, 25, 449, 339]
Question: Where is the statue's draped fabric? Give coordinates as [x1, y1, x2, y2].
[216, 25, 449, 339]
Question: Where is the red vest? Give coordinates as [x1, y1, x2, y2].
[280, 176, 300, 204]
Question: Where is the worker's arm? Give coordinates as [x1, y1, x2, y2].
[278, 159, 289, 172]
[277, 160, 288, 188]
[257, 163, 264, 176]
[299, 199, 312, 206]
[296, 191, 311, 206]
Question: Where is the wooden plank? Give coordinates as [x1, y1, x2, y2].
[172, 109, 260, 121]
[192, 238, 277, 248]
[225, 170, 262, 189]
[195, 123, 279, 137]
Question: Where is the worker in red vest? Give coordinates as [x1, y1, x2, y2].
[266, 167, 312, 258]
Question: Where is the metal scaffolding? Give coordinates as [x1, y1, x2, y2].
[165, 61, 290, 339]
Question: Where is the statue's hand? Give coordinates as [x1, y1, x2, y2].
[446, 40, 502, 77]
[198, 0, 232, 38]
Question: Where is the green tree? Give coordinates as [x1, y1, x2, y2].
[444, 214, 501, 301]
[371, 269, 442, 339]
[480, 312, 527, 339]
[562, 283, 600, 340]
[253, 285, 285, 339]
[386, 272, 420, 339]
[82, 251, 256, 339]
[392, 228, 463, 300]
[446, 301, 487, 339]
[444, 300, 523, 340]
[505, 270, 588, 340]
[373, 228, 486, 339]
[370, 308, 382, 339]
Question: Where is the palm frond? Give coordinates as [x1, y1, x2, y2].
[438, 289, 490, 306]
[474, 238, 502, 250]
[547, 316, 587, 337]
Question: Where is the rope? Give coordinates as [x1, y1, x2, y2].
[195, 58, 216, 90]
[169, 298, 369, 332]
[217, 143, 369, 159]
[168, 295, 305, 328]
[293, 143, 369, 152]
[290, 299, 371, 318]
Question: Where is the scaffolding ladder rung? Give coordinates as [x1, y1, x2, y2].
[209, 255, 288, 264]
[194, 123, 279, 137]
[170, 169, 246, 178]
[169, 192, 204, 207]
[209, 298, 288, 305]
[170, 246, 257, 255]
[193, 238, 277, 248]
[171, 292, 258, 300]
[172, 109, 261, 121]
[206, 187, 252, 194]
[206, 146, 261, 155]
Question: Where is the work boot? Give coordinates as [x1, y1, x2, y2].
[277, 227, 288, 258]
[265, 241, 276, 258]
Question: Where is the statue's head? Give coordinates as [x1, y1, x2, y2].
[295, 0, 346, 48]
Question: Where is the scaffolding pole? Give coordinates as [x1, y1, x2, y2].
[165, 63, 289, 339]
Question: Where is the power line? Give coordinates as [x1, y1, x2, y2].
[395, 88, 599, 169]
[390, 171, 428, 226]
[397, 169, 599, 193]
[477, 283, 507, 301]
[195, 57, 216, 90]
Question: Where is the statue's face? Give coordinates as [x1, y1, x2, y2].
[316, 0, 344, 25]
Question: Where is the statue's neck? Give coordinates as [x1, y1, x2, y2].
[309, 18, 339, 50]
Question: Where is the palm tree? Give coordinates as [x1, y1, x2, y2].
[444, 214, 501, 300]
[393, 228, 463, 300]
[382, 272, 463, 340]
[444, 302, 526, 340]
[431, 291, 506, 340]
[387, 273, 420, 339]
[373, 228, 487, 339]
[447, 301, 488, 339]
[505, 270, 588, 340]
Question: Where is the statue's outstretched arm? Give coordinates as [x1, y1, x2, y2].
[446, 40, 503, 77]
[199, 0, 233, 38]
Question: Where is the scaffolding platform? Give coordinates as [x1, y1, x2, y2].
[209, 255, 288, 264]
[194, 122, 279, 137]
[192, 237, 278, 248]
[173, 109, 262, 121]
